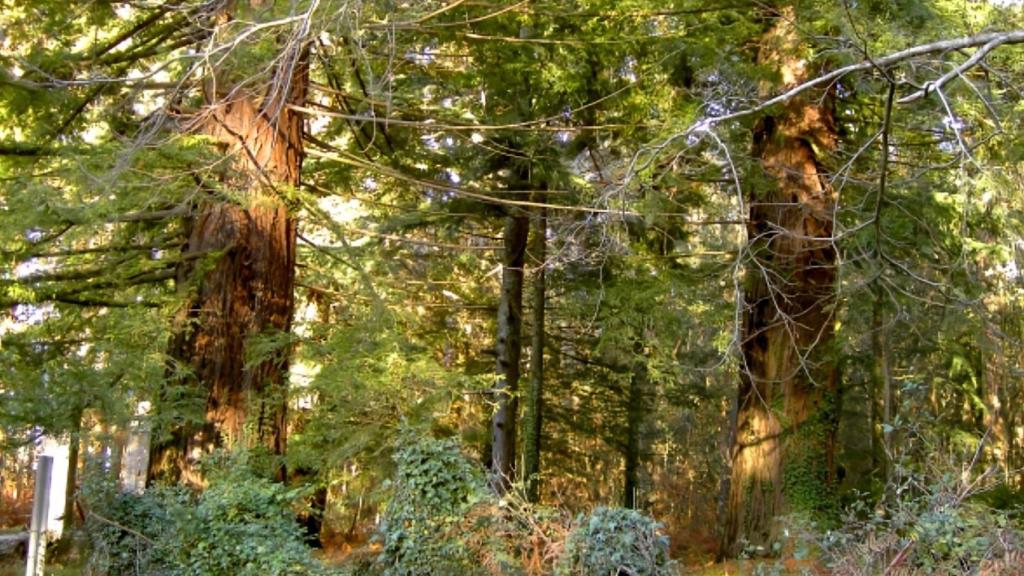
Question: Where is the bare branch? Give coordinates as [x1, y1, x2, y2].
[704, 29, 1024, 129]
[874, 81, 897, 258]
[897, 38, 1004, 103]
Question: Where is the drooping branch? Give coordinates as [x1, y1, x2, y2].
[896, 38, 1006, 103]
[628, 28, 1024, 197]
[112, 205, 190, 223]
[702, 29, 1024, 129]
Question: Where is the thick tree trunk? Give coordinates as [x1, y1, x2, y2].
[149, 48, 307, 485]
[522, 206, 546, 502]
[724, 8, 839, 556]
[490, 214, 529, 493]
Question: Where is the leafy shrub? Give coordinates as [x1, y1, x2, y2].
[376, 433, 494, 576]
[83, 451, 329, 576]
[372, 436, 680, 576]
[163, 467, 326, 575]
[822, 475, 1024, 575]
[83, 482, 187, 575]
[555, 507, 675, 576]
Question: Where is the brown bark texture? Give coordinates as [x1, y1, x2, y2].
[623, 352, 648, 510]
[149, 50, 308, 485]
[523, 206, 546, 502]
[491, 214, 529, 493]
[723, 8, 839, 556]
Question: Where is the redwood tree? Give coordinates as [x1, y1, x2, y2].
[149, 29, 309, 484]
[723, 6, 840, 555]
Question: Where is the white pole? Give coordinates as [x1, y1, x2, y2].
[25, 455, 52, 576]
[120, 420, 151, 494]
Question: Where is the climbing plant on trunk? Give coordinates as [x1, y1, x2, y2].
[723, 6, 840, 555]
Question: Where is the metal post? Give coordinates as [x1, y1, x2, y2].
[25, 455, 52, 576]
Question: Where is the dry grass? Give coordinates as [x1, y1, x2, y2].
[0, 558, 83, 576]
[687, 559, 824, 575]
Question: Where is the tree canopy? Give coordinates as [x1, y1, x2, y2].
[3, 0, 1024, 573]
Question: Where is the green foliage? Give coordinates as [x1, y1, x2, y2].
[822, 471, 1024, 575]
[974, 483, 1024, 513]
[377, 433, 493, 576]
[6, 0, 1024, 572]
[83, 481, 187, 576]
[556, 507, 675, 576]
[83, 452, 329, 576]
[781, 399, 840, 525]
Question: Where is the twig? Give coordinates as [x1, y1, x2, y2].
[86, 510, 155, 545]
[897, 39, 1003, 103]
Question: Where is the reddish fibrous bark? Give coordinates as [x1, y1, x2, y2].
[149, 51, 308, 485]
[723, 8, 839, 556]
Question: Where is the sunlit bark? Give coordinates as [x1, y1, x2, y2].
[724, 7, 839, 556]
[149, 45, 307, 485]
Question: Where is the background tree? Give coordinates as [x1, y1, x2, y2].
[3, 1, 1024, 571]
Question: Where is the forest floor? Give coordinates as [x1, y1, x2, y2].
[0, 559, 82, 576]
[0, 540, 824, 576]
[0, 557, 825, 575]
[689, 559, 824, 575]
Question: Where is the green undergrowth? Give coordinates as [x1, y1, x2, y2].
[370, 431, 679, 575]
[75, 438, 681, 576]
[82, 451, 332, 576]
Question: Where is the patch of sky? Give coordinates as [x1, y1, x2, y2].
[618, 56, 638, 83]
[12, 303, 56, 326]
[405, 46, 436, 66]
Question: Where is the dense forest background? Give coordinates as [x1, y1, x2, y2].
[3, 1, 1024, 574]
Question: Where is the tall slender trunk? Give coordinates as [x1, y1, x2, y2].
[982, 322, 1011, 484]
[523, 206, 546, 502]
[62, 405, 83, 536]
[623, 350, 647, 509]
[871, 284, 894, 491]
[724, 7, 839, 556]
[490, 213, 529, 493]
[717, 389, 740, 561]
[109, 425, 125, 485]
[149, 39, 308, 485]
